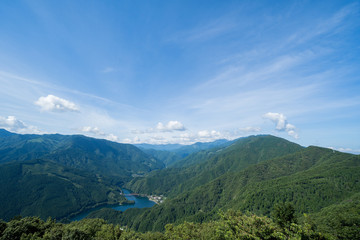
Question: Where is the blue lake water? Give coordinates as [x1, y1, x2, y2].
[70, 189, 156, 221]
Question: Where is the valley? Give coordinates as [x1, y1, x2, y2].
[0, 129, 359, 239]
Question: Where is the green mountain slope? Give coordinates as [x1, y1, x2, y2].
[0, 159, 128, 221]
[95, 146, 360, 232]
[0, 129, 164, 178]
[310, 192, 360, 239]
[125, 135, 303, 196]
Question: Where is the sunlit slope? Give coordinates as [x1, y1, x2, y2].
[101, 146, 359, 232]
[126, 135, 303, 196]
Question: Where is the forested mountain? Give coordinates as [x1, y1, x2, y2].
[0, 129, 164, 178]
[91, 145, 360, 233]
[125, 135, 303, 196]
[0, 129, 15, 137]
[0, 129, 163, 222]
[0, 130, 358, 239]
[0, 159, 127, 221]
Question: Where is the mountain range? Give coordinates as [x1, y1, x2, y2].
[90, 136, 360, 234]
[0, 128, 359, 238]
[0, 130, 163, 178]
[0, 129, 163, 221]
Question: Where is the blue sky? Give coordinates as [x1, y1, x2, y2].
[0, 0, 359, 152]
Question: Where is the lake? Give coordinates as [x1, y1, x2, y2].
[70, 189, 156, 221]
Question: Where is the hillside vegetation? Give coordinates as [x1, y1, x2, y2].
[0, 209, 329, 240]
[0, 159, 127, 221]
[92, 145, 360, 233]
[125, 135, 303, 196]
[0, 129, 358, 239]
[0, 129, 164, 221]
[0, 130, 164, 179]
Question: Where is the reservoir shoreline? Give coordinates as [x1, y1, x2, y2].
[69, 189, 156, 221]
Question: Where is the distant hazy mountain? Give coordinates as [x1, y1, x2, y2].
[0, 129, 164, 178]
[135, 139, 234, 166]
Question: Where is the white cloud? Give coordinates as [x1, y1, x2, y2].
[263, 112, 299, 139]
[105, 134, 118, 142]
[328, 146, 360, 154]
[0, 116, 41, 134]
[80, 126, 118, 142]
[287, 130, 299, 139]
[263, 112, 287, 130]
[132, 120, 186, 134]
[81, 126, 103, 135]
[125, 128, 225, 145]
[35, 95, 79, 112]
[156, 121, 186, 132]
[172, 129, 223, 144]
[197, 130, 221, 139]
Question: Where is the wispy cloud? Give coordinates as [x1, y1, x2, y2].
[167, 14, 238, 43]
[286, 2, 359, 45]
[0, 70, 123, 106]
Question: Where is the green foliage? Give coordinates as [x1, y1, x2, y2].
[163, 210, 327, 240]
[0, 129, 164, 221]
[139, 149, 182, 167]
[126, 135, 303, 196]
[0, 211, 328, 240]
[272, 202, 297, 229]
[0, 130, 164, 177]
[112, 145, 360, 233]
[310, 193, 360, 240]
[0, 159, 127, 221]
[0, 132, 358, 240]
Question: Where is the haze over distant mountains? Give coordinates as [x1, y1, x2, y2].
[0, 129, 359, 238]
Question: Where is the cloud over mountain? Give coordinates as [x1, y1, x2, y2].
[80, 126, 118, 142]
[263, 112, 299, 139]
[0, 116, 40, 134]
[132, 121, 187, 134]
[35, 95, 79, 112]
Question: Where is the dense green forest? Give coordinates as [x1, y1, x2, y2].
[0, 130, 164, 178]
[90, 145, 360, 234]
[0, 129, 163, 222]
[0, 208, 336, 240]
[0, 129, 359, 239]
[126, 135, 303, 197]
[0, 159, 128, 221]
